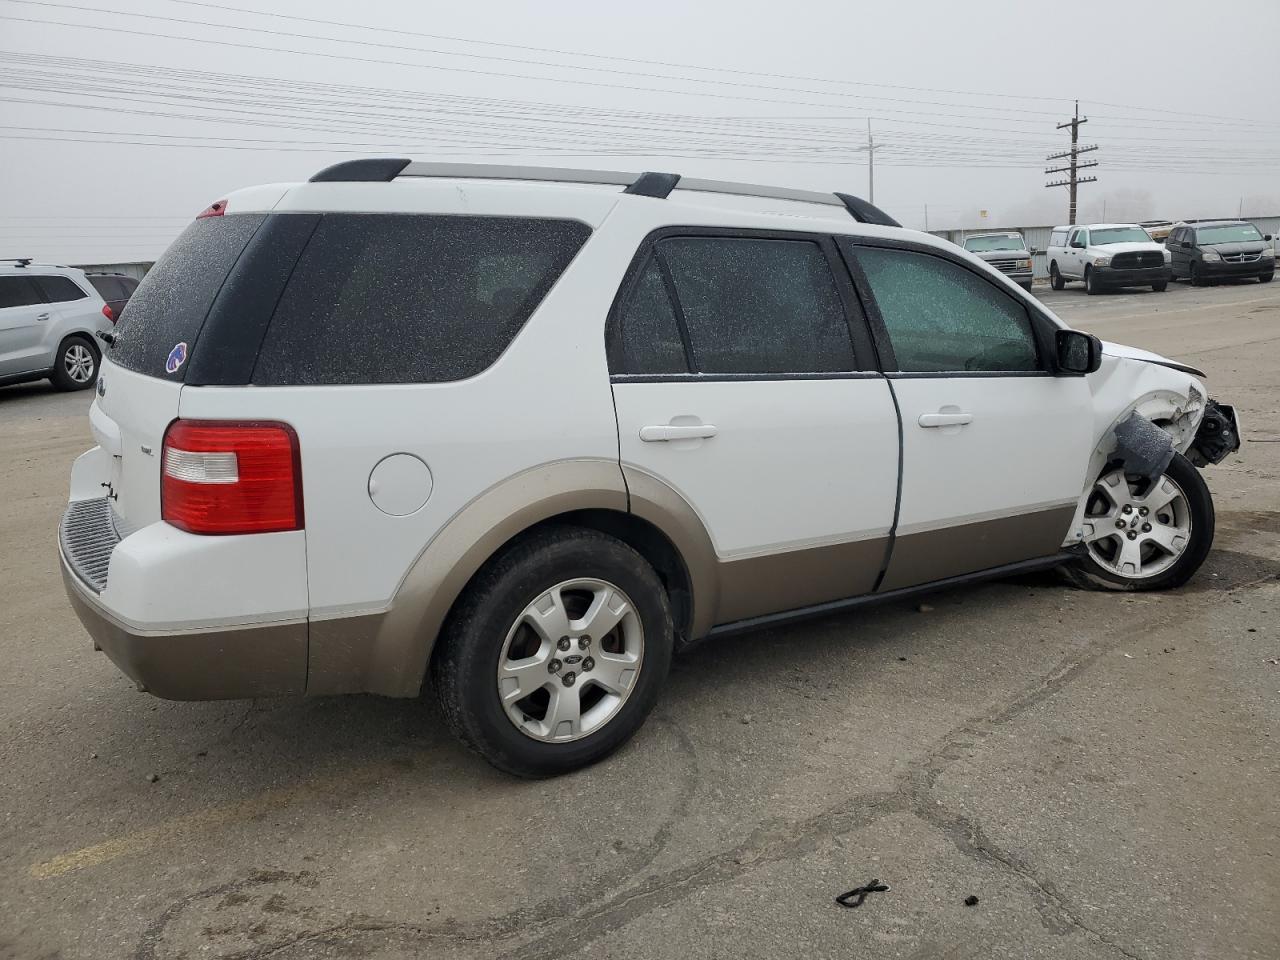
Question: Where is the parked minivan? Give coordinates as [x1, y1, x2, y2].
[1166, 220, 1274, 285]
[59, 161, 1238, 776]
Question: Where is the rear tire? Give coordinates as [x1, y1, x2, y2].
[433, 526, 674, 778]
[1063, 453, 1214, 592]
[50, 335, 99, 391]
[1050, 263, 1065, 291]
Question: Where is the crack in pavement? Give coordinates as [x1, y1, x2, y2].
[134, 564, 1278, 960]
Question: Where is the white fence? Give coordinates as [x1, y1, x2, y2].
[930, 217, 1280, 281]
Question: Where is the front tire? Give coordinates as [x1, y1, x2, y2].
[1050, 263, 1065, 291]
[1064, 452, 1214, 592]
[1085, 267, 1101, 295]
[433, 526, 674, 777]
[1190, 263, 1204, 287]
[1261, 272, 1274, 284]
[1152, 280, 1168, 292]
[50, 335, 99, 391]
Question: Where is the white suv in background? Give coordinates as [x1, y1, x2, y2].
[1047, 223, 1172, 294]
[1, 260, 114, 390]
[59, 161, 1239, 776]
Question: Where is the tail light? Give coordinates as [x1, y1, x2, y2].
[102, 303, 116, 324]
[196, 199, 227, 219]
[161, 420, 303, 535]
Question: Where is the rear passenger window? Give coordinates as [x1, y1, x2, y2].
[254, 214, 590, 385]
[655, 237, 855, 374]
[608, 258, 688, 375]
[0, 276, 42, 308]
[88, 276, 124, 300]
[854, 246, 1040, 373]
[33, 276, 87, 303]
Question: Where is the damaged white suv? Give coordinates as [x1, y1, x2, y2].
[59, 161, 1240, 776]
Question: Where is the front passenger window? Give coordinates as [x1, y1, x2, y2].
[853, 247, 1040, 373]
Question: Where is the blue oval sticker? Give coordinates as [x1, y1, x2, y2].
[165, 342, 188, 374]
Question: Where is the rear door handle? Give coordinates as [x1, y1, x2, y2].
[36, 312, 50, 321]
[639, 423, 718, 442]
[918, 412, 973, 428]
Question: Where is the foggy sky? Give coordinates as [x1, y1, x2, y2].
[2, 0, 1278, 264]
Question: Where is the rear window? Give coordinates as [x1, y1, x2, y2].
[252, 214, 590, 385]
[88, 275, 124, 300]
[109, 215, 266, 377]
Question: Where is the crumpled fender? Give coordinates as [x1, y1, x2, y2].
[1061, 350, 1208, 546]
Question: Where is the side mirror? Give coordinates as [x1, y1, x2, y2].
[1070, 239, 1086, 249]
[1266, 234, 1273, 242]
[1029, 248, 1042, 256]
[1056, 329, 1102, 375]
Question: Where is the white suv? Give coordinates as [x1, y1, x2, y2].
[1047, 223, 1172, 294]
[1, 260, 114, 390]
[59, 161, 1239, 776]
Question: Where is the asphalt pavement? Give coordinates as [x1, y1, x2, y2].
[1, 278, 1277, 960]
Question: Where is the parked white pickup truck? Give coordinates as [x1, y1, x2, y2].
[1047, 224, 1171, 295]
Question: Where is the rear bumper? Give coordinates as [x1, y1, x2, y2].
[1094, 265, 1170, 286]
[61, 558, 306, 699]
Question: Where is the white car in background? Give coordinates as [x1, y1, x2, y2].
[1047, 223, 1172, 294]
[59, 161, 1239, 777]
[1, 260, 114, 390]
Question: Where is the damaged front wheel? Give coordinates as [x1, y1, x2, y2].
[1064, 452, 1214, 591]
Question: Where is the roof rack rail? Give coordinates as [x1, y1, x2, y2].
[307, 159, 901, 227]
[310, 158, 411, 183]
[0, 257, 34, 267]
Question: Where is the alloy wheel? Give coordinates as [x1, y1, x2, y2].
[64, 343, 95, 384]
[496, 578, 644, 743]
[1081, 469, 1192, 579]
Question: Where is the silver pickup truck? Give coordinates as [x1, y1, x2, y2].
[961, 232, 1035, 290]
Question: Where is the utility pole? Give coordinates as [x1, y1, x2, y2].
[866, 119, 875, 204]
[1045, 100, 1098, 225]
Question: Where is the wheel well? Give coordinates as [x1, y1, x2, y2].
[448, 509, 695, 649]
[60, 332, 99, 358]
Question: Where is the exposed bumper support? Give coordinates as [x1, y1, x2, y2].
[1187, 400, 1241, 467]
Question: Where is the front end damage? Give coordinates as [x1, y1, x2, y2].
[1062, 344, 1241, 548]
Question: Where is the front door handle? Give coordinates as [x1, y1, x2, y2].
[918, 412, 973, 428]
[639, 423, 718, 442]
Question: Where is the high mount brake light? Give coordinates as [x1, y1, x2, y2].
[196, 199, 228, 219]
[161, 420, 303, 535]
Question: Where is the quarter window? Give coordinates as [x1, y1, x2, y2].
[654, 237, 856, 375]
[254, 214, 591, 385]
[853, 246, 1040, 373]
[33, 275, 87, 303]
[0, 276, 43, 308]
[608, 257, 688, 375]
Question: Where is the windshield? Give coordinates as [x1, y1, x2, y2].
[1091, 227, 1152, 246]
[1196, 224, 1263, 245]
[963, 234, 1024, 252]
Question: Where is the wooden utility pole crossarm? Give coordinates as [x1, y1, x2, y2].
[1045, 100, 1098, 225]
